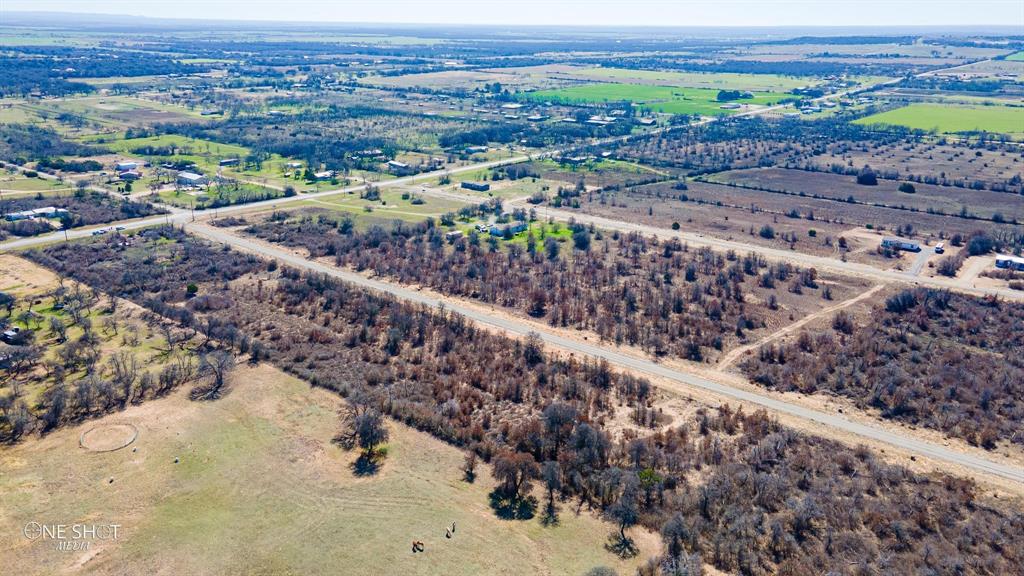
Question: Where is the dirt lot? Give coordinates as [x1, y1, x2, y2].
[0, 363, 660, 576]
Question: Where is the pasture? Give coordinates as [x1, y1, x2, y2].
[94, 134, 300, 188]
[27, 96, 206, 129]
[854, 103, 1024, 137]
[0, 363, 658, 576]
[526, 83, 786, 116]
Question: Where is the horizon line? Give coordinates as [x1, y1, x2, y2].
[2, 10, 1020, 31]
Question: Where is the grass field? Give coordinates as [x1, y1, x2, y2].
[0, 362, 658, 576]
[1006, 52, 1024, 62]
[854, 103, 1024, 136]
[296, 188, 469, 222]
[525, 83, 786, 116]
[93, 134, 300, 187]
[0, 175, 71, 193]
[20, 96, 205, 131]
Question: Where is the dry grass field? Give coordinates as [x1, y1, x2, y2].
[0, 363, 660, 576]
[806, 141, 1024, 192]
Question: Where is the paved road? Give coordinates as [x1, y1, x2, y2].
[189, 223, 1023, 485]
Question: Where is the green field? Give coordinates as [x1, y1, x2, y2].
[854, 103, 1024, 136]
[93, 134, 301, 187]
[525, 83, 786, 116]
[0, 175, 70, 193]
[1006, 52, 1024, 62]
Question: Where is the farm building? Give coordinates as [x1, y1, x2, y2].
[881, 237, 921, 252]
[119, 170, 142, 181]
[465, 146, 488, 154]
[461, 181, 490, 192]
[313, 170, 335, 181]
[386, 160, 410, 173]
[4, 206, 68, 221]
[177, 171, 208, 187]
[115, 161, 138, 172]
[2, 326, 25, 344]
[719, 103, 742, 110]
[995, 254, 1024, 271]
[501, 103, 524, 110]
[444, 230, 464, 243]
[219, 158, 240, 167]
[489, 222, 528, 237]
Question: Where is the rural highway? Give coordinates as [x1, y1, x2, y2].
[188, 223, 1024, 485]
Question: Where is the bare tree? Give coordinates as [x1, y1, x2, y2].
[108, 351, 139, 407]
[190, 350, 235, 401]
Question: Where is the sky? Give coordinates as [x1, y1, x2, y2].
[3, 0, 1022, 27]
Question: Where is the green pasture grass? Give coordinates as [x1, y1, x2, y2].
[525, 83, 787, 116]
[854, 103, 1024, 136]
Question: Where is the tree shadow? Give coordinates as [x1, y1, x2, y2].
[604, 531, 639, 559]
[351, 450, 385, 477]
[488, 490, 537, 520]
[540, 500, 560, 527]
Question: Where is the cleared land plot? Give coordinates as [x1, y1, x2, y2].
[569, 68, 818, 92]
[364, 70, 547, 90]
[525, 84, 786, 116]
[0, 363, 657, 576]
[854, 103, 1024, 137]
[675, 180, 1024, 249]
[709, 167, 1024, 223]
[529, 158, 670, 188]
[299, 188, 470, 220]
[22, 96, 205, 129]
[930, 58, 1024, 80]
[573, 182, 859, 254]
[805, 140, 1024, 193]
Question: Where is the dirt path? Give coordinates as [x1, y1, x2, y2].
[717, 284, 885, 370]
